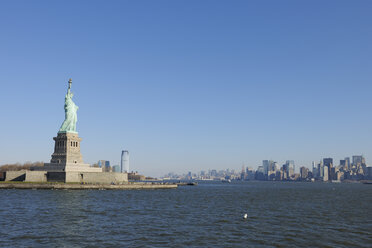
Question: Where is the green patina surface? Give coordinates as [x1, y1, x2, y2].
[59, 79, 79, 133]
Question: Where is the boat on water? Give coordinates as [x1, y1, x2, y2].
[221, 179, 231, 183]
[176, 182, 198, 186]
[361, 180, 372, 184]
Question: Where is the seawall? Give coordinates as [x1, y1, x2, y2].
[0, 182, 177, 190]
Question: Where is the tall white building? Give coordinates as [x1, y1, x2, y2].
[323, 165, 329, 181]
[286, 160, 295, 178]
[121, 150, 130, 173]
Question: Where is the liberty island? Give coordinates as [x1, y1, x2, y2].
[0, 79, 176, 189]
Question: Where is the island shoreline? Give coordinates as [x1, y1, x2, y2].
[0, 182, 177, 190]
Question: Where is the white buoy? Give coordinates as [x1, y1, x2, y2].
[243, 213, 248, 219]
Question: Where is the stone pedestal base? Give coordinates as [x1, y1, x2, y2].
[51, 132, 84, 164]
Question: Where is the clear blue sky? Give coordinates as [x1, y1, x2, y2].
[1, 0, 371, 177]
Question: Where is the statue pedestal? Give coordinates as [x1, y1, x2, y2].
[35, 131, 102, 173]
[51, 132, 84, 164]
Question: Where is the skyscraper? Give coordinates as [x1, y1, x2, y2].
[323, 158, 333, 167]
[300, 166, 309, 179]
[323, 158, 333, 181]
[121, 150, 130, 173]
[286, 160, 295, 178]
[318, 161, 324, 179]
[345, 157, 350, 170]
[340, 159, 346, 167]
[352, 155, 365, 166]
[312, 161, 318, 178]
[262, 160, 270, 176]
[323, 166, 329, 181]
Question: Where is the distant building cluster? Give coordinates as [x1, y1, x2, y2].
[95, 160, 123, 173]
[97, 160, 112, 172]
[94, 150, 130, 173]
[308, 156, 370, 182]
[94, 153, 145, 181]
[163, 155, 372, 182]
[163, 168, 246, 181]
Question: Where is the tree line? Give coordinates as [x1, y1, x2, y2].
[0, 162, 44, 172]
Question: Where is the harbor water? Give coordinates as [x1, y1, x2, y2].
[0, 181, 371, 247]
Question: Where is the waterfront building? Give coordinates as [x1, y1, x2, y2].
[323, 158, 333, 166]
[272, 162, 280, 172]
[300, 166, 309, 180]
[112, 165, 120, 172]
[312, 161, 318, 178]
[352, 155, 366, 175]
[281, 165, 287, 180]
[240, 165, 245, 180]
[268, 170, 276, 180]
[345, 157, 351, 170]
[318, 161, 324, 180]
[340, 159, 346, 170]
[267, 162, 280, 180]
[121, 150, 130, 173]
[336, 171, 344, 181]
[367, 167, 372, 180]
[286, 160, 295, 178]
[263, 160, 268, 175]
[307, 171, 313, 179]
[323, 158, 333, 181]
[245, 168, 255, 180]
[323, 166, 329, 181]
[255, 166, 265, 180]
[352, 155, 365, 166]
[98, 160, 111, 172]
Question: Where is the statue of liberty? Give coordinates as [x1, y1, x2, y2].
[59, 79, 78, 133]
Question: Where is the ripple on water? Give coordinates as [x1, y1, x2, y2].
[0, 183, 371, 247]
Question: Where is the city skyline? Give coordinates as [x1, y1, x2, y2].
[164, 155, 371, 182]
[162, 155, 369, 176]
[1, 1, 372, 177]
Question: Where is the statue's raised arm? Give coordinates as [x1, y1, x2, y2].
[67, 78, 72, 94]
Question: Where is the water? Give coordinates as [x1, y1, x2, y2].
[0, 181, 371, 247]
